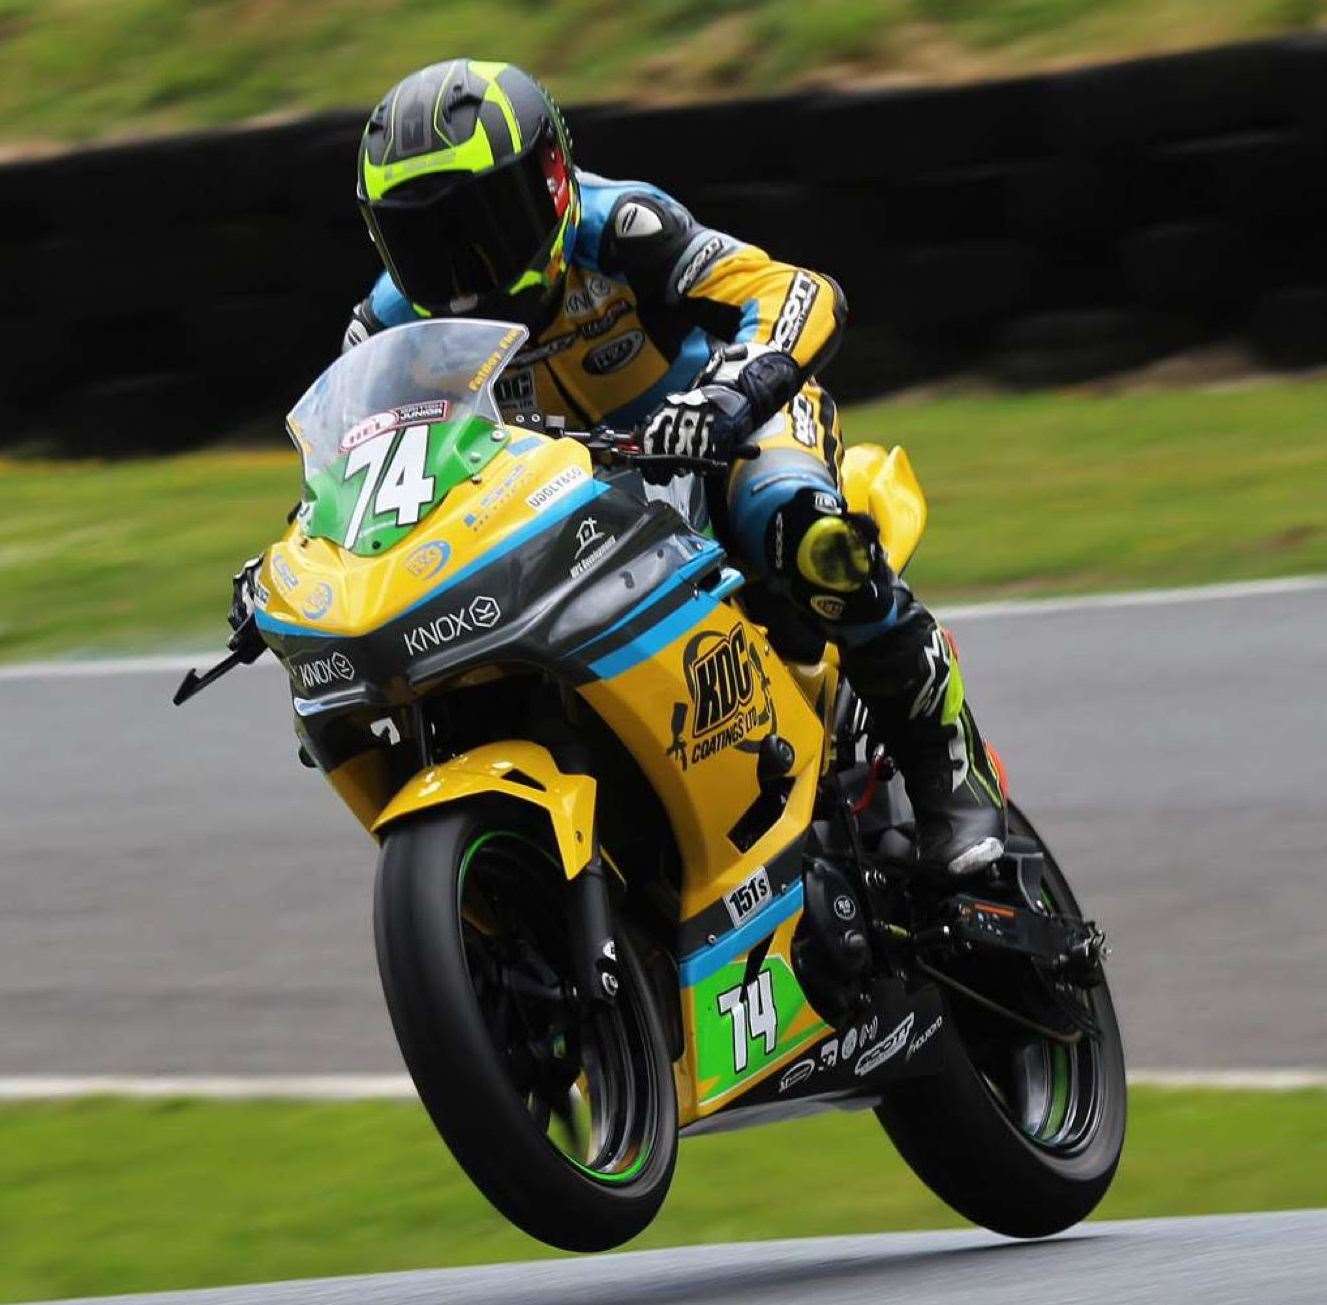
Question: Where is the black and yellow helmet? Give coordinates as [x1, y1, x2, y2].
[357, 60, 577, 319]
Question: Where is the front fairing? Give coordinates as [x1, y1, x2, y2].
[256, 433, 724, 713]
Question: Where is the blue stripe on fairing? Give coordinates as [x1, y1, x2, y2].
[566, 545, 724, 657]
[255, 478, 609, 640]
[587, 589, 719, 681]
[678, 881, 805, 988]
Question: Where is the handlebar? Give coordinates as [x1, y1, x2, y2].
[503, 411, 758, 477]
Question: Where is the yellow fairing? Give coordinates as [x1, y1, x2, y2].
[372, 741, 597, 878]
[840, 444, 928, 572]
[257, 435, 592, 639]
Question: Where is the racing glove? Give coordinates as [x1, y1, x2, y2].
[640, 342, 800, 483]
[227, 555, 268, 664]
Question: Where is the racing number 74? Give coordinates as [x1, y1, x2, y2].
[716, 971, 777, 1073]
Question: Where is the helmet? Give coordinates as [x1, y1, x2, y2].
[357, 60, 577, 321]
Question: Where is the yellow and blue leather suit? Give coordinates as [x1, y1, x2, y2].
[346, 169, 908, 649]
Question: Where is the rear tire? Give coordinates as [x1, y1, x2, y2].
[874, 805, 1126, 1237]
[374, 806, 677, 1251]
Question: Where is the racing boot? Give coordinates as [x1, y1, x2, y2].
[753, 480, 1005, 875]
[844, 606, 1007, 878]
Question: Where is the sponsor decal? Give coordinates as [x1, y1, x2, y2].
[569, 516, 617, 578]
[564, 274, 617, 317]
[272, 555, 299, 593]
[402, 595, 502, 655]
[583, 330, 645, 376]
[841, 1026, 859, 1060]
[771, 270, 820, 353]
[667, 625, 777, 770]
[301, 581, 333, 620]
[526, 464, 588, 511]
[675, 233, 726, 296]
[404, 540, 451, 581]
[614, 200, 663, 238]
[723, 865, 772, 928]
[251, 576, 271, 611]
[820, 1038, 839, 1068]
[778, 1058, 816, 1094]
[340, 401, 450, 453]
[514, 332, 578, 367]
[906, 1014, 943, 1062]
[790, 394, 817, 447]
[577, 298, 632, 340]
[493, 367, 538, 414]
[464, 463, 531, 529]
[854, 1012, 916, 1078]
[466, 327, 524, 392]
[812, 491, 841, 515]
[832, 894, 857, 922]
[295, 650, 354, 690]
[810, 594, 846, 621]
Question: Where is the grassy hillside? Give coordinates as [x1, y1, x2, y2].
[2, 0, 1325, 149]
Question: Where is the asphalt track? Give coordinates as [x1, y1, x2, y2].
[2, 580, 1325, 1073]
[29, 1211, 1327, 1304]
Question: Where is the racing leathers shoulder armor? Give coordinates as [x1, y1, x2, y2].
[343, 170, 846, 432]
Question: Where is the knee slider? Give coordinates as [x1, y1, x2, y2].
[768, 486, 870, 590]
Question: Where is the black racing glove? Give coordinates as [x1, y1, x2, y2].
[227, 555, 268, 664]
[640, 384, 751, 483]
[639, 342, 800, 484]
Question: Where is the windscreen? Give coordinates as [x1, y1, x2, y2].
[286, 319, 527, 555]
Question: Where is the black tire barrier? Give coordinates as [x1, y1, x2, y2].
[1250, 286, 1327, 369]
[987, 309, 1196, 388]
[7, 36, 1327, 452]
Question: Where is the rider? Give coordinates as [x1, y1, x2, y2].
[339, 59, 1006, 876]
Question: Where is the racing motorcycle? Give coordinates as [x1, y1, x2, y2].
[176, 318, 1125, 1252]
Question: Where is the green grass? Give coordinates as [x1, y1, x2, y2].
[1, 1088, 1323, 1302]
[4, 376, 1327, 662]
[2, 0, 1325, 148]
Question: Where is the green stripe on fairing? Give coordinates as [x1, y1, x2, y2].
[693, 953, 827, 1106]
[303, 415, 506, 557]
[457, 830, 654, 1187]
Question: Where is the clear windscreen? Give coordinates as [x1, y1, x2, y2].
[284, 319, 528, 555]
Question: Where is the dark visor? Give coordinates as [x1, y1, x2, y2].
[369, 127, 560, 313]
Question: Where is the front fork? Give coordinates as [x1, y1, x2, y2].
[568, 848, 621, 1006]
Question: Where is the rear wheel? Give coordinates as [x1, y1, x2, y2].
[374, 807, 677, 1251]
[874, 804, 1126, 1237]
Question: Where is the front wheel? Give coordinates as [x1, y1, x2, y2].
[874, 804, 1126, 1237]
[374, 807, 677, 1251]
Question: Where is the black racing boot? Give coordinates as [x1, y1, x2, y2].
[845, 609, 1006, 877]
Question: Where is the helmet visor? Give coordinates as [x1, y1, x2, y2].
[369, 126, 570, 314]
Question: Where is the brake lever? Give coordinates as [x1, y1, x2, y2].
[173, 650, 247, 705]
[172, 617, 268, 705]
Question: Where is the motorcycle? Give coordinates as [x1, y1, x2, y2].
[177, 318, 1125, 1251]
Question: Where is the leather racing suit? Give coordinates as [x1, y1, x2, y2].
[343, 169, 1006, 875]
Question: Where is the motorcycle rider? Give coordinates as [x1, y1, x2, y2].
[322, 59, 1006, 875]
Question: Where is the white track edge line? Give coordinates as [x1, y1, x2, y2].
[3, 574, 1325, 682]
[0, 1069, 1324, 1100]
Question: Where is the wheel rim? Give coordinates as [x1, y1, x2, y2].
[456, 831, 657, 1183]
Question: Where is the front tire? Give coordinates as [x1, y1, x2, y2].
[874, 804, 1126, 1237]
[374, 807, 677, 1251]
